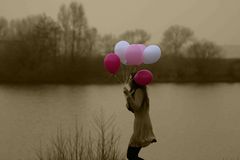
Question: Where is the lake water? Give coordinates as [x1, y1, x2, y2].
[0, 84, 240, 160]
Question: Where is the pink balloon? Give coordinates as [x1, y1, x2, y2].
[137, 44, 146, 53]
[104, 53, 120, 74]
[134, 69, 153, 86]
[125, 44, 143, 65]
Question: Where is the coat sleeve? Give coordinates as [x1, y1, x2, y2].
[126, 89, 144, 111]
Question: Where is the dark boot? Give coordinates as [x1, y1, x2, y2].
[127, 146, 142, 160]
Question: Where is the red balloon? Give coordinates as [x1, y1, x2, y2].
[134, 69, 153, 86]
[104, 53, 120, 74]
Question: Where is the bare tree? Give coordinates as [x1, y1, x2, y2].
[187, 40, 222, 59]
[33, 15, 61, 60]
[2, 14, 61, 70]
[35, 113, 124, 160]
[0, 17, 8, 39]
[84, 27, 98, 56]
[161, 25, 194, 56]
[69, 2, 85, 57]
[95, 34, 117, 55]
[58, 4, 71, 56]
[119, 29, 151, 44]
[58, 1, 97, 59]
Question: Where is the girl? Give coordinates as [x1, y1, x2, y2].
[123, 73, 157, 160]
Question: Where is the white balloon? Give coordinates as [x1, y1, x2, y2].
[114, 40, 129, 64]
[143, 45, 161, 64]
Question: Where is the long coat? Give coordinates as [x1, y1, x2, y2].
[125, 88, 156, 147]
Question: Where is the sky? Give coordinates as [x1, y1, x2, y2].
[0, 0, 240, 45]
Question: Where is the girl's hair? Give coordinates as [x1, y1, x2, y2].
[129, 72, 149, 106]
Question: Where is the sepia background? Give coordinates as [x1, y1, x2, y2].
[0, 0, 240, 160]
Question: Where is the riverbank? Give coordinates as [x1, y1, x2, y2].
[0, 56, 239, 84]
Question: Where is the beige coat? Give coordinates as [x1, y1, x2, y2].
[125, 88, 156, 147]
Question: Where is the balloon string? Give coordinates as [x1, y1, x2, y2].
[113, 74, 122, 84]
[135, 66, 139, 72]
[111, 65, 141, 85]
[123, 65, 126, 84]
[124, 66, 128, 84]
[129, 66, 135, 77]
[130, 66, 134, 75]
[125, 65, 129, 84]
[121, 65, 125, 83]
[125, 66, 131, 84]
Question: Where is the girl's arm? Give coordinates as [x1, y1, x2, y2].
[124, 88, 143, 111]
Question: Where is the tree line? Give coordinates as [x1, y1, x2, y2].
[0, 1, 239, 84]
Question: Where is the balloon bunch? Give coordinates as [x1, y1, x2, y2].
[104, 40, 161, 86]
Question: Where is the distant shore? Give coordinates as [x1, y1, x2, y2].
[0, 56, 239, 85]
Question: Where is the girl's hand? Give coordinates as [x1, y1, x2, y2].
[123, 87, 129, 95]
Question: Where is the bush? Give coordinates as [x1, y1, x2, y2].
[35, 113, 125, 160]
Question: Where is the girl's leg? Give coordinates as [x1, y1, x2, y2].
[127, 146, 142, 160]
[135, 147, 142, 159]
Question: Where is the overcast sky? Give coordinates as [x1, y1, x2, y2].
[0, 0, 240, 45]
